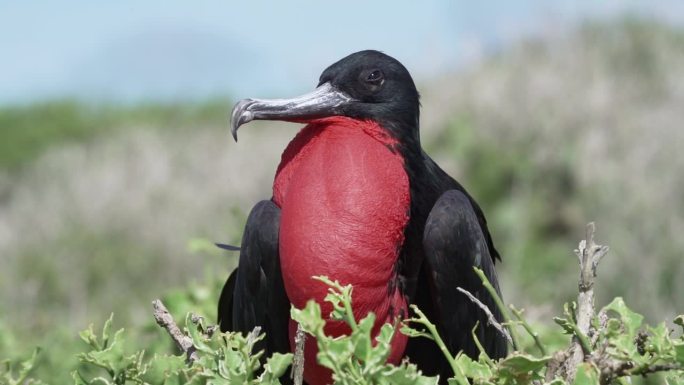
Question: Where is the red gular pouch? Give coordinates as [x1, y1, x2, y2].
[273, 116, 410, 385]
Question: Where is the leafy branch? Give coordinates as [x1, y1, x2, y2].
[546, 223, 684, 384]
[10, 223, 682, 385]
[291, 275, 438, 385]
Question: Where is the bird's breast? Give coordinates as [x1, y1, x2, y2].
[273, 117, 410, 383]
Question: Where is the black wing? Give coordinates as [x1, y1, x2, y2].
[217, 200, 291, 357]
[407, 190, 507, 381]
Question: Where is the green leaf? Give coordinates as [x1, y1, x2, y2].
[101, 314, 114, 348]
[381, 362, 439, 385]
[572, 363, 600, 385]
[454, 354, 493, 379]
[141, 354, 185, 384]
[674, 341, 684, 365]
[357, 313, 375, 334]
[291, 301, 325, 336]
[602, 297, 644, 337]
[186, 314, 217, 354]
[0, 348, 43, 385]
[316, 352, 335, 372]
[19, 348, 40, 384]
[72, 370, 88, 385]
[366, 323, 394, 367]
[352, 314, 375, 362]
[323, 338, 354, 366]
[78, 325, 99, 349]
[399, 324, 435, 341]
[553, 316, 576, 335]
[645, 322, 672, 357]
[375, 323, 394, 346]
[262, 352, 293, 380]
[666, 373, 684, 385]
[604, 318, 622, 337]
[498, 353, 550, 375]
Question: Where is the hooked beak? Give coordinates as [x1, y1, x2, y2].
[229, 82, 353, 141]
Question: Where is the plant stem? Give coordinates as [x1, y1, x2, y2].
[473, 267, 521, 350]
[509, 305, 548, 356]
[409, 305, 459, 375]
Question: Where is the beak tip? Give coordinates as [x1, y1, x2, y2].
[230, 99, 255, 142]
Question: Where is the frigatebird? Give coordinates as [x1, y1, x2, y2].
[218, 50, 507, 384]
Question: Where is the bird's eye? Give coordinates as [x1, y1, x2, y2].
[365, 69, 384, 86]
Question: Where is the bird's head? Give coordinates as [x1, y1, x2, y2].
[230, 50, 420, 142]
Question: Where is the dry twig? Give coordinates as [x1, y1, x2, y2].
[546, 223, 609, 381]
[457, 287, 513, 346]
[291, 323, 306, 385]
[569, 223, 609, 371]
[152, 299, 198, 363]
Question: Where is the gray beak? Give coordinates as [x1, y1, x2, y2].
[229, 82, 353, 141]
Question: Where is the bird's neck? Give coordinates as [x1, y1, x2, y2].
[273, 116, 408, 203]
[378, 116, 422, 153]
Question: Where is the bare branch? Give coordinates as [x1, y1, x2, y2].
[626, 363, 683, 377]
[457, 287, 513, 346]
[152, 299, 198, 364]
[564, 223, 609, 380]
[599, 360, 683, 384]
[546, 223, 611, 382]
[472, 267, 521, 350]
[291, 323, 306, 385]
[545, 350, 570, 383]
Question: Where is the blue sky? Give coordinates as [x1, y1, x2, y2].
[1, 0, 681, 104]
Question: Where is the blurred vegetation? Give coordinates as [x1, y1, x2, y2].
[0, 17, 682, 383]
[0, 98, 230, 172]
[422, 16, 684, 320]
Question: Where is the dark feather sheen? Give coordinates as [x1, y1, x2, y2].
[391, 136, 507, 381]
[219, 50, 507, 385]
[217, 200, 291, 364]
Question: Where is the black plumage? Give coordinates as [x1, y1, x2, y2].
[219, 50, 507, 383]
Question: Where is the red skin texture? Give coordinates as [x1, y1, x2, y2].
[273, 117, 410, 385]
